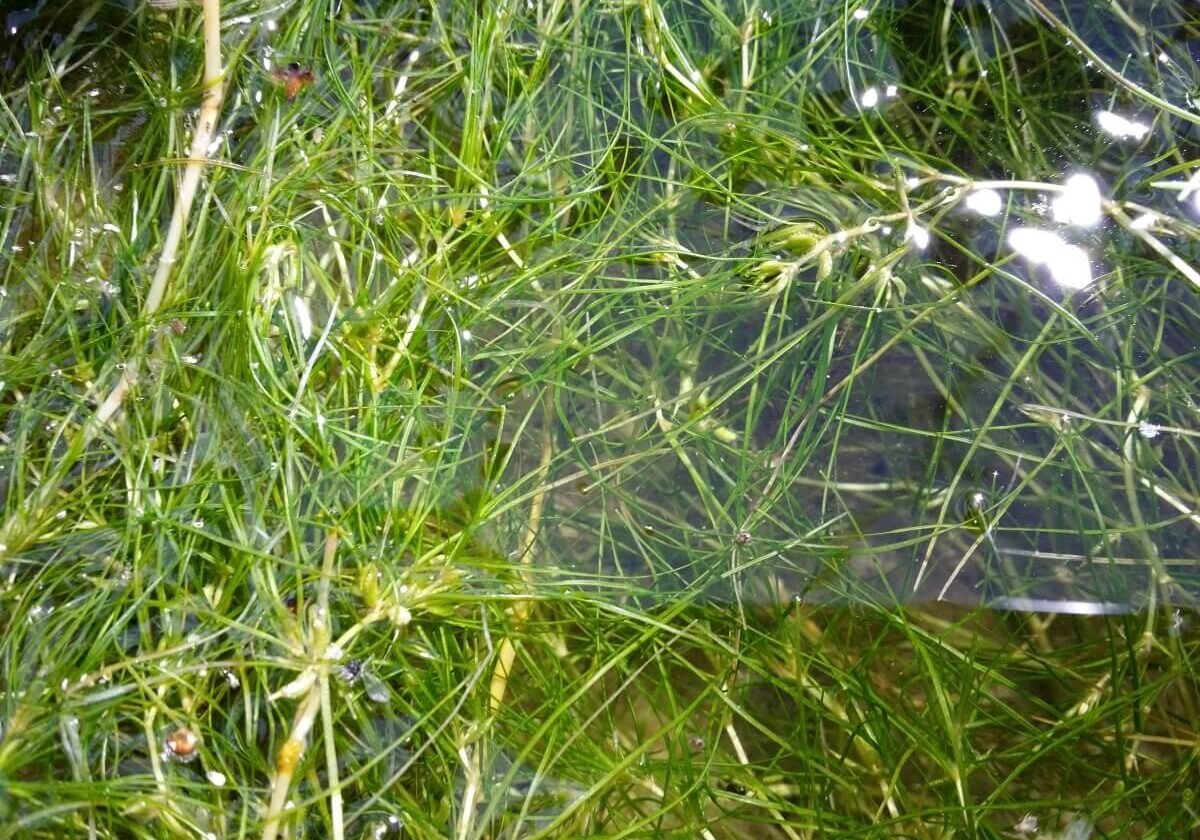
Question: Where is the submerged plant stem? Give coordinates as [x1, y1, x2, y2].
[488, 392, 555, 713]
[145, 0, 225, 314]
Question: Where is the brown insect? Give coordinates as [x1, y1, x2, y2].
[164, 726, 199, 762]
[272, 62, 314, 100]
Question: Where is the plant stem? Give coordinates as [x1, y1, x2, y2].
[262, 531, 339, 840]
[145, 0, 226, 314]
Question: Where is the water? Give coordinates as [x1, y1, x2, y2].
[431, 0, 1200, 614]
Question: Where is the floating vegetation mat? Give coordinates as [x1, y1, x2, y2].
[1, 0, 1198, 837]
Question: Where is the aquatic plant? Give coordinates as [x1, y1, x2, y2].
[1, 0, 1197, 837]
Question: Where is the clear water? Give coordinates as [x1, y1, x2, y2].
[443, 0, 1200, 614]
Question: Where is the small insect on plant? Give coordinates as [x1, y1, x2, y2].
[272, 62, 315, 100]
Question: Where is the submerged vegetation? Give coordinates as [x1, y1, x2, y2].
[1, 0, 1198, 836]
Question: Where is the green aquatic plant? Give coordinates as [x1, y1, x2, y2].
[1, 0, 1198, 837]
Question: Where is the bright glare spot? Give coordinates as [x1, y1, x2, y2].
[1095, 110, 1150, 141]
[1008, 227, 1093, 289]
[1158, 52, 1170, 64]
[266, 19, 277, 31]
[206, 770, 227, 787]
[1192, 191, 1200, 217]
[852, 8, 869, 20]
[965, 188, 1003, 217]
[905, 221, 930, 250]
[102, 222, 121, 234]
[885, 84, 898, 98]
[1051, 173, 1103, 228]
[1130, 213, 1157, 231]
[291, 296, 313, 340]
[1138, 422, 1161, 439]
[860, 87, 879, 108]
[460, 328, 473, 342]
